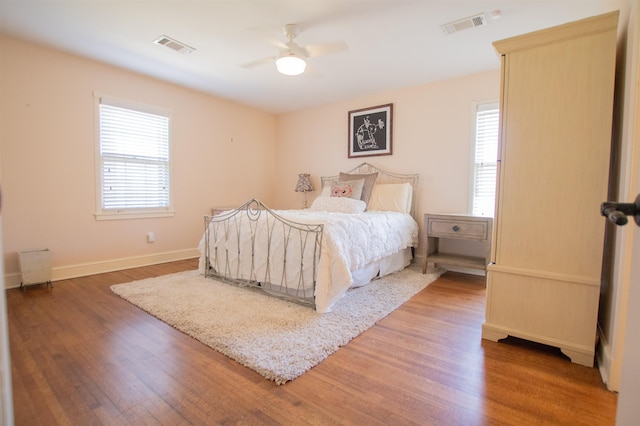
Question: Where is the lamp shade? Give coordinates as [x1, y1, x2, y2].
[276, 53, 306, 76]
[295, 173, 313, 192]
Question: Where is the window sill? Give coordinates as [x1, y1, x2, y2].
[95, 210, 175, 221]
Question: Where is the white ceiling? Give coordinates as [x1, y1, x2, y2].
[0, 0, 631, 114]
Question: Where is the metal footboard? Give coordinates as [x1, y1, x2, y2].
[203, 199, 323, 308]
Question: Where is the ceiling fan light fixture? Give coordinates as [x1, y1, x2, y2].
[276, 53, 306, 75]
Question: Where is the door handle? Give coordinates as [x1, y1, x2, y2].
[600, 194, 640, 226]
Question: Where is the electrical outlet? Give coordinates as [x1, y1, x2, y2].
[147, 232, 155, 243]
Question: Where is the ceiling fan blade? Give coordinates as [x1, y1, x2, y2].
[304, 41, 348, 58]
[287, 42, 307, 58]
[241, 55, 276, 68]
[247, 26, 288, 50]
[268, 38, 288, 50]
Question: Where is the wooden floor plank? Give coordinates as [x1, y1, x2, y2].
[7, 259, 617, 425]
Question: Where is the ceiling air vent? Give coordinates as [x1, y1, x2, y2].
[440, 13, 487, 35]
[153, 35, 195, 54]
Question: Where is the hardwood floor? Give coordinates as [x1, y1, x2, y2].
[7, 260, 617, 425]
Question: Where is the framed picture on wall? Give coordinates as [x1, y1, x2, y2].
[348, 103, 393, 158]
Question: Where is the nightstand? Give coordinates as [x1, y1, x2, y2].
[422, 214, 492, 274]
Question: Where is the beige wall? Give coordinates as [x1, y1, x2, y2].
[0, 35, 277, 286]
[274, 70, 501, 256]
[0, 33, 501, 285]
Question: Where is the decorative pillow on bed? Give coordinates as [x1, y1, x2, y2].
[309, 196, 367, 213]
[320, 185, 332, 197]
[367, 183, 413, 214]
[339, 172, 378, 206]
[330, 179, 365, 200]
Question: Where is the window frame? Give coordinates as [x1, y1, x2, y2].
[469, 100, 499, 217]
[94, 93, 174, 221]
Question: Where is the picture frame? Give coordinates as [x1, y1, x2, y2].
[348, 103, 393, 158]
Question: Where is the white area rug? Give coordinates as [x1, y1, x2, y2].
[110, 264, 442, 384]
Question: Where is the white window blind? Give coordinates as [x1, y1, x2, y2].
[472, 102, 499, 217]
[98, 98, 171, 214]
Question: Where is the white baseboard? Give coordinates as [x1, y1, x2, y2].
[4, 248, 200, 289]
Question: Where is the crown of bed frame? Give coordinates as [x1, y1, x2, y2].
[320, 162, 419, 221]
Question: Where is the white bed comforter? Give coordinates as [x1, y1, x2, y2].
[199, 209, 418, 312]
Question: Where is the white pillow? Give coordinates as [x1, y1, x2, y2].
[320, 185, 331, 197]
[367, 183, 412, 213]
[309, 196, 366, 213]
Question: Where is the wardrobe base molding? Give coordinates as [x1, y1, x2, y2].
[481, 323, 596, 367]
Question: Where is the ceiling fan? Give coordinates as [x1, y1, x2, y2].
[242, 24, 348, 76]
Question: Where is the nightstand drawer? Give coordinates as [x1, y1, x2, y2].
[427, 217, 490, 241]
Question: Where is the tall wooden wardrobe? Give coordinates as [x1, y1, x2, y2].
[482, 11, 618, 367]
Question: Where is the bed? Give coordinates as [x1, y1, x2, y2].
[198, 163, 419, 313]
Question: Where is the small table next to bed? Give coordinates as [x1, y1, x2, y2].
[422, 213, 492, 274]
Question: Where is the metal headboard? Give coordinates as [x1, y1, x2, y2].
[320, 162, 419, 221]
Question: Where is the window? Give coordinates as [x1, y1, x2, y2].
[471, 102, 499, 217]
[95, 95, 173, 220]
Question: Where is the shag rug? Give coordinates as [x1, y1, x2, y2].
[110, 264, 442, 384]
